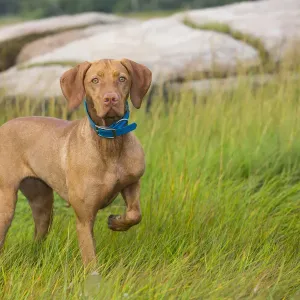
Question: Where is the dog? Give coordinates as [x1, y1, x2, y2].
[0, 58, 152, 267]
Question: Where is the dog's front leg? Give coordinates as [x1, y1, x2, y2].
[76, 218, 96, 268]
[108, 181, 142, 231]
[71, 200, 97, 268]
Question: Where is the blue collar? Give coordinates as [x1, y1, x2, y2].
[84, 100, 137, 139]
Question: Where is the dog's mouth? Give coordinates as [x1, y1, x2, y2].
[103, 115, 120, 125]
[105, 107, 124, 118]
[102, 108, 124, 125]
[90, 101, 126, 126]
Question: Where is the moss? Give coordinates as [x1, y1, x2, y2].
[117, 9, 180, 20]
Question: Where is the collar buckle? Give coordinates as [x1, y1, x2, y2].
[95, 125, 117, 138]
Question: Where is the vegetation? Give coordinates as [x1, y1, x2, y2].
[0, 15, 28, 27]
[0, 0, 258, 18]
[0, 63, 300, 298]
[118, 9, 180, 20]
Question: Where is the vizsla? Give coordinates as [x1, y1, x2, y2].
[0, 59, 152, 267]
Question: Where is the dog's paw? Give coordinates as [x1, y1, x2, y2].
[108, 214, 121, 221]
[108, 215, 128, 231]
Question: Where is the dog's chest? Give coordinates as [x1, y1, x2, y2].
[82, 147, 145, 209]
[111, 149, 145, 188]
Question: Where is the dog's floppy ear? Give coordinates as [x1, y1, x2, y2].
[60, 61, 91, 110]
[120, 59, 152, 109]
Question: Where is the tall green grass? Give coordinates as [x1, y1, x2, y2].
[0, 70, 300, 299]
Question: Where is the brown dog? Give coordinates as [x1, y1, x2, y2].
[0, 59, 152, 267]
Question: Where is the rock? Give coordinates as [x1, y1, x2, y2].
[0, 13, 131, 72]
[16, 29, 87, 64]
[16, 22, 139, 64]
[173, 0, 300, 60]
[170, 73, 300, 95]
[0, 66, 69, 98]
[0, 16, 260, 99]
[21, 18, 259, 83]
[0, 12, 128, 44]
[171, 75, 274, 94]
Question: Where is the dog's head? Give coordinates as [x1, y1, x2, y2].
[60, 59, 152, 124]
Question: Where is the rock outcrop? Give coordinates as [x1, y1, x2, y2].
[173, 0, 300, 60]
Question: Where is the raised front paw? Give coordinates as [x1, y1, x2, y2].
[108, 214, 130, 231]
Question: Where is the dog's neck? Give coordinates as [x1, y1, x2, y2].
[81, 102, 125, 156]
[81, 119, 125, 157]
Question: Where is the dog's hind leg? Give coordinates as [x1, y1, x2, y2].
[20, 178, 54, 241]
[0, 187, 17, 251]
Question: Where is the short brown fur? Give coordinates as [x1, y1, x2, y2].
[0, 59, 152, 268]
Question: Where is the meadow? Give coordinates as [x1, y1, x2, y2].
[0, 66, 300, 299]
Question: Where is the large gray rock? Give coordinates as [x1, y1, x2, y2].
[16, 29, 87, 64]
[171, 74, 275, 94]
[0, 66, 69, 98]
[21, 18, 259, 82]
[173, 0, 300, 60]
[16, 22, 139, 64]
[0, 12, 128, 44]
[171, 73, 300, 95]
[0, 17, 259, 98]
[0, 16, 260, 99]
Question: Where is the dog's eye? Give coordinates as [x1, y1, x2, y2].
[119, 76, 126, 82]
[92, 78, 99, 84]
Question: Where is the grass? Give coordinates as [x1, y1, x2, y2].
[0, 68, 300, 299]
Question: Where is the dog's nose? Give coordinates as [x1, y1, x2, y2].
[103, 93, 119, 105]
